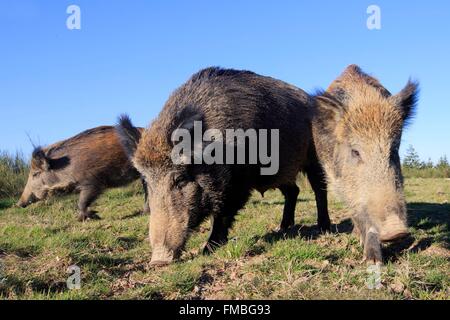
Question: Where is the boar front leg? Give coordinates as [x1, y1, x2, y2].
[352, 212, 382, 264]
[306, 164, 331, 232]
[279, 184, 300, 231]
[203, 214, 235, 254]
[77, 186, 101, 221]
[141, 177, 151, 214]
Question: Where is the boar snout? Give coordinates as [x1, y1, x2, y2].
[148, 201, 188, 266]
[366, 189, 409, 243]
[150, 246, 176, 266]
[16, 193, 36, 208]
[379, 213, 409, 242]
[16, 200, 27, 208]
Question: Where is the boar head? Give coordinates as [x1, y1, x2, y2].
[117, 112, 220, 266]
[17, 148, 69, 207]
[313, 65, 419, 261]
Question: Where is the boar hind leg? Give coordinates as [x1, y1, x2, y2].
[353, 212, 383, 264]
[141, 178, 151, 214]
[77, 186, 101, 221]
[306, 164, 331, 232]
[203, 215, 234, 254]
[279, 184, 300, 231]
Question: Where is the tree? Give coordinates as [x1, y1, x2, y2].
[424, 158, 434, 169]
[436, 155, 449, 169]
[403, 145, 422, 168]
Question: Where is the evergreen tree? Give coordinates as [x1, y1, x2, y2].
[424, 158, 434, 169]
[436, 155, 449, 169]
[403, 145, 422, 168]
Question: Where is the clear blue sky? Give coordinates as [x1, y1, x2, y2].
[1, 0, 449, 162]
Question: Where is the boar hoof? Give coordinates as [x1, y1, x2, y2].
[203, 239, 227, 255]
[364, 249, 383, 264]
[202, 243, 218, 255]
[78, 211, 101, 221]
[277, 224, 293, 233]
[143, 203, 151, 215]
[318, 222, 331, 233]
[202, 246, 213, 255]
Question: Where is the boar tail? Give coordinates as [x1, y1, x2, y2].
[116, 114, 142, 159]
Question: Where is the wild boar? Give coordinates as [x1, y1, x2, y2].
[312, 65, 418, 263]
[17, 126, 150, 220]
[118, 67, 330, 265]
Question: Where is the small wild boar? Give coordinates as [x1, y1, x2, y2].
[17, 126, 150, 221]
[313, 65, 418, 263]
[118, 67, 330, 265]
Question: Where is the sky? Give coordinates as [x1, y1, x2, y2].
[0, 0, 449, 162]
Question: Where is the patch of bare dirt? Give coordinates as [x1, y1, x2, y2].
[421, 245, 450, 258]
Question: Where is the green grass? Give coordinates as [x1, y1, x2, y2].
[0, 178, 448, 300]
[403, 167, 450, 179]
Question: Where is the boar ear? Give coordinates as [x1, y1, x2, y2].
[175, 106, 204, 133]
[314, 91, 345, 130]
[32, 148, 50, 171]
[170, 106, 205, 164]
[170, 106, 204, 146]
[390, 79, 419, 125]
[116, 114, 142, 159]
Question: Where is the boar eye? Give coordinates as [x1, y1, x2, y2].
[173, 175, 188, 189]
[351, 149, 361, 159]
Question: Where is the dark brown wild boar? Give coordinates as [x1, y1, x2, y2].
[17, 126, 150, 220]
[118, 67, 330, 265]
[313, 65, 419, 263]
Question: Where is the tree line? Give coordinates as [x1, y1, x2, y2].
[402, 145, 450, 178]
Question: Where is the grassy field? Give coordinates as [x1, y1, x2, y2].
[0, 177, 448, 300]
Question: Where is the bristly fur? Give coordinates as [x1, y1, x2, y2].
[327, 64, 392, 98]
[394, 79, 420, 128]
[44, 126, 112, 157]
[31, 147, 48, 170]
[315, 64, 419, 141]
[116, 114, 142, 159]
[188, 67, 256, 83]
[32, 146, 45, 159]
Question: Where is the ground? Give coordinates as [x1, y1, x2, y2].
[0, 177, 448, 300]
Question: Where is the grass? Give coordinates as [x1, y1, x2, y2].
[403, 167, 450, 179]
[0, 177, 448, 300]
[0, 151, 29, 200]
